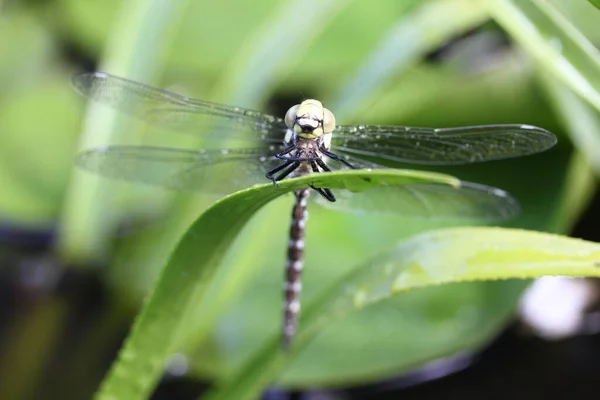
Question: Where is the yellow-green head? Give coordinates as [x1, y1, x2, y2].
[284, 99, 336, 139]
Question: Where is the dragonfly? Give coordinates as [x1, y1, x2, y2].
[73, 72, 557, 350]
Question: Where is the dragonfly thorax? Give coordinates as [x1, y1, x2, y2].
[292, 137, 325, 159]
[284, 99, 336, 140]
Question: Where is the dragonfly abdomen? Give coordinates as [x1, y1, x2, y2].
[283, 188, 310, 350]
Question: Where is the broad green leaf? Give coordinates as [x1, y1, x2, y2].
[589, 0, 600, 11]
[487, 0, 600, 114]
[206, 227, 600, 400]
[94, 169, 457, 400]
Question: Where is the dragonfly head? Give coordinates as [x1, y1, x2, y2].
[285, 99, 336, 139]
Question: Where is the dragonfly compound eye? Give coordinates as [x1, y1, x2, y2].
[285, 104, 300, 129]
[323, 108, 336, 134]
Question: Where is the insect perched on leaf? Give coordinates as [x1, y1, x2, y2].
[73, 72, 557, 349]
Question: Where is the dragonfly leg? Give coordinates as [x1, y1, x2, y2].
[274, 145, 297, 160]
[309, 161, 335, 202]
[320, 148, 356, 169]
[266, 160, 295, 186]
[266, 160, 301, 187]
[275, 161, 301, 181]
[315, 157, 332, 172]
[310, 185, 335, 202]
[280, 155, 322, 162]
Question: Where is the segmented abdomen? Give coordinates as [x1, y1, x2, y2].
[283, 188, 310, 349]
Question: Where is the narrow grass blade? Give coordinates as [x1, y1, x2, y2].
[488, 0, 600, 114]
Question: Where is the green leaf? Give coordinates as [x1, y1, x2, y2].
[488, 0, 600, 114]
[94, 169, 456, 400]
[206, 227, 600, 400]
[589, 0, 600, 11]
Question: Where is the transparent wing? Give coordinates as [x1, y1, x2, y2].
[72, 72, 288, 142]
[331, 124, 557, 166]
[77, 145, 519, 221]
[76, 145, 286, 193]
[314, 181, 519, 222]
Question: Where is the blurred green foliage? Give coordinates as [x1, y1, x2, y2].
[1, 0, 600, 399]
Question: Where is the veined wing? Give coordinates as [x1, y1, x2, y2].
[76, 145, 285, 193]
[331, 124, 557, 165]
[72, 72, 288, 142]
[314, 181, 519, 222]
